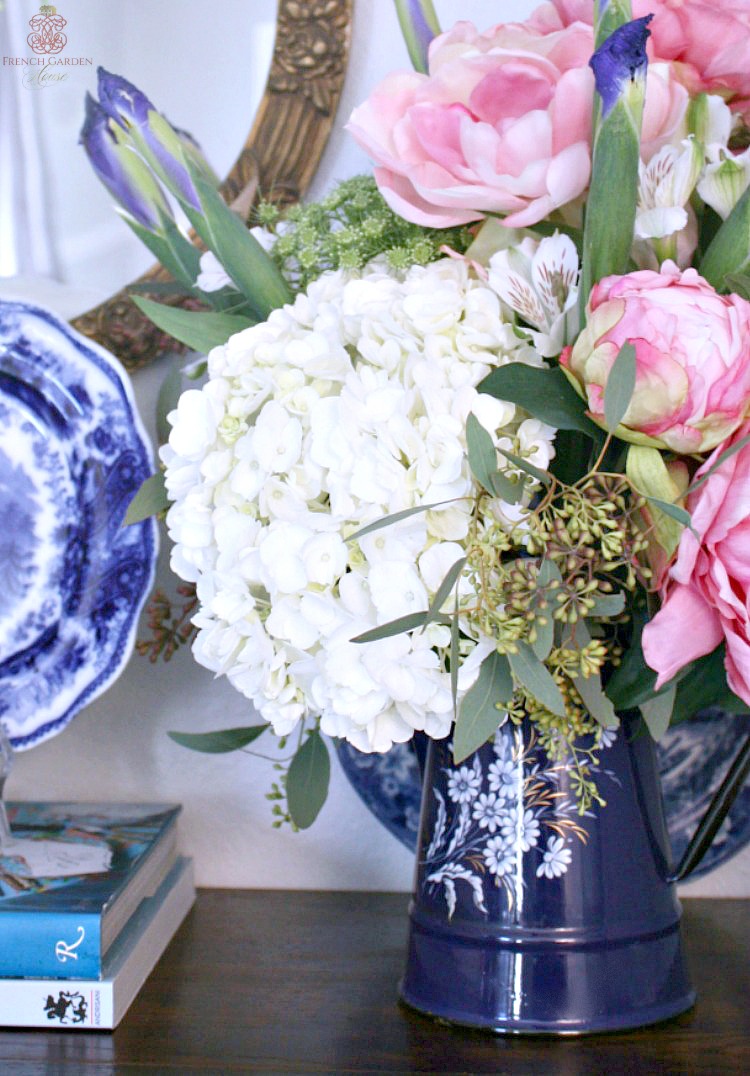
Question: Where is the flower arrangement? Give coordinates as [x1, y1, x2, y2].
[82, 0, 750, 831]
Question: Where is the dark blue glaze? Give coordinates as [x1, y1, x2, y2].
[399, 718, 695, 1033]
[337, 706, 750, 879]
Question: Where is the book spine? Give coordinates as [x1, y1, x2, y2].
[0, 912, 102, 979]
[0, 978, 114, 1028]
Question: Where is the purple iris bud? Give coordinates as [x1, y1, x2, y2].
[394, 0, 441, 74]
[405, 0, 437, 68]
[96, 66, 153, 129]
[589, 15, 653, 117]
[79, 92, 165, 230]
[95, 67, 201, 210]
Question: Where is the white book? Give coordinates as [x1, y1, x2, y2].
[0, 857, 195, 1029]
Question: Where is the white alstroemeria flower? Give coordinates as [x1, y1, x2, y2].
[635, 138, 703, 244]
[697, 145, 750, 220]
[196, 250, 234, 293]
[689, 92, 734, 150]
[488, 233, 579, 358]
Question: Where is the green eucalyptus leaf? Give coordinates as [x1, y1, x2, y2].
[453, 651, 513, 764]
[167, 725, 268, 753]
[529, 559, 561, 662]
[574, 672, 620, 730]
[346, 501, 454, 543]
[351, 612, 432, 644]
[643, 495, 695, 539]
[508, 641, 567, 717]
[123, 471, 168, 526]
[423, 557, 467, 631]
[156, 363, 184, 445]
[531, 614, 555, 663]
[466, 414, 509, 498]
[588, 592, 626, 618]
[603, 342, 636, 433]
[640, 684, 676, 741]
[450, 594, 460, 718]
[687, 434, 750, 494]
[286, 731, 330, 829]
[496, 447, 551, 488]
[479, 365, 600, 437]
[132, 295, 253, 353]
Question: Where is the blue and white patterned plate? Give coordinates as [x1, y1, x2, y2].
[337, 708, 750, 880]
[0, 300, 157, 750]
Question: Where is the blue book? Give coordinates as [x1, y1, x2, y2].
[0, 802, 181, 979]
[0, 857, 195, 1029]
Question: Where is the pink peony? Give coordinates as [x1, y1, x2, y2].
[533, 0, 750, 116]
[561, 263, 750, 453]
[642, 419, 750, 706]
[347, 18, 687, 229]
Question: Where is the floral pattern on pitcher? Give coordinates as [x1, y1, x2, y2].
[421, 726, 617, 919]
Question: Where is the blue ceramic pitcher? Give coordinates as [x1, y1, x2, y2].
[400, 715, 750, 1033]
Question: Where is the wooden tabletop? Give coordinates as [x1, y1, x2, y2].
[0, 891, 748, 1073]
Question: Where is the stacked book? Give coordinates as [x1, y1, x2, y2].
[0, 802, 195, 1029]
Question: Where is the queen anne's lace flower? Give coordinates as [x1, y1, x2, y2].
[161, 258, 555, 752]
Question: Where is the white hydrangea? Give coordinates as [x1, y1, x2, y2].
[161, 257, 555, 753]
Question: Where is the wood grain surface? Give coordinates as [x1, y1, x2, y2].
[0, 892, 747, 1073]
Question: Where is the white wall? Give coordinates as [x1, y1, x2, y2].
[4, 0, 750, 895]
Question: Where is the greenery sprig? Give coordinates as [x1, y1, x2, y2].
[258, 175, 474, 290]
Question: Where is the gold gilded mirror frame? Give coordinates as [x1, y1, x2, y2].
[71, 0, 354, 372]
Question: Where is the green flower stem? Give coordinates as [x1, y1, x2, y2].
[580, 10, 645, 315]
[595, 0, 633, 48]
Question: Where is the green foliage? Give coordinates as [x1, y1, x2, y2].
[581, 1, 642, 307]
[603, 343, 636, 433]
[156, 363, 184, 446]
[466, 414, 521, 501]
[699, 185, 750, 290]
[131, 296, 255, 353]
[286, 731, 331, 829]
[640, 685, 675, 740]
[573, 671, 619, 730]
[672, 645, 750, 723]
[263, 175, 472, 290]
[167, 725, 268, 753]
[183, 168, 293, 318]
[453, 651, 513, 763]
[509, 643, 567, 718]
[478, 365, 600, 437]
[123, 471, 168, 525]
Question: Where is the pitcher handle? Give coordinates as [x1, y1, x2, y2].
[668, 727, 750, 883]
